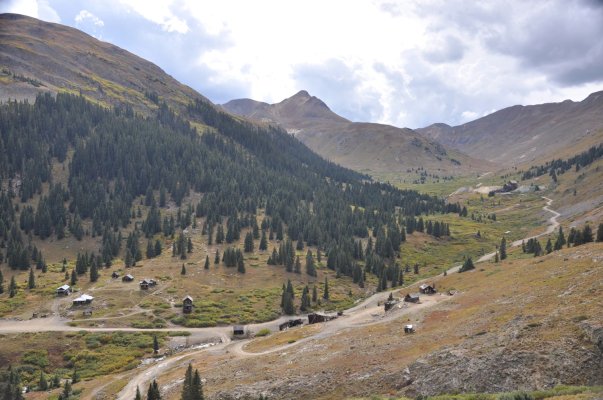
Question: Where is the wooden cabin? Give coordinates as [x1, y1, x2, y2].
[419, 284, 436, 294]
[56, 285, 71, 296]
[73, 294, 94, 306]
[139, 278, 156, 290]
[404, 293, 420, 303]
[182, 295, 194, 314]
[308, 312, 338, 324]
[122, 274, 134, 282]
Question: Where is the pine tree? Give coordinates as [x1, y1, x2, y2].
[146, 240, 155, 259]
[135, 386, 142, 400]
[204, 255, 210, 270]
[459, 257, 475, 272]
[323, 277, 329, 300]
[89, 263, 99, 282]
[38, 370, 48, 391]
[282, 291, 295, 315]
[182, 364, 193, 400]
[597, 223, 603, 242]
[259, 231, 267, 251]
[9, 276, 17, 298]
[71, 367, 79, 384]
[294, 256, 301, 274]
[237, 256, 246, 273]
[70, 269, 77, 286]
[545, 238, 553, 254]
[0, 269, 4, 294]
[583, 224, 593, 243]
[312, 285, 318, 302]
[300, 286, 311, 312]
[494, 251, 499, 263]
[28, 267, 35, 289]
[154, 240, 162, 256]
[554, 226, 566, 250]
[147, 379, 161, 400]
[500, 237, 507, 260]
[244, 231, 254, 252]
[62, 380, 72, 399]
[181, 264, 186, 275]
[187, 237, 193, 253]
[153, 335, 159, 354]
[305, 250, 317, 277]
[214, 249, 220, 264]
[191, 369, 204, 400]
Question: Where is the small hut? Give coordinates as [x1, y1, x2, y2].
[308, 312, 338, 324]
[111, 271, 120, 279]
[56, 285, 71, 296]
[122, 274, 134, 282]
[139, 278, 156, 290]
[233, 325, 246, 337]
[182, 295, 194, 314]
[419, 284, 436, 294]
[404, 293, 420, 303]
[73, 294, 94, 306]
[404, 324, 415, 333]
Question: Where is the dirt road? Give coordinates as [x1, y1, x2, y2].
[477, 196, 560, 262]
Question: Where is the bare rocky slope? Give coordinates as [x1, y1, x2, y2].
[417, 92, 603, 167]
[223, 91, 493, 177]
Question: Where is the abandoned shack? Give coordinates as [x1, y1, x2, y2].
[73, 294, 94, 306]
[279, 319, 303, 331]
[182, 295, 194, 314]
[122, 274, 134, 282]
[404, 293, 420, 303]
[56, 285, 71, 296]
[384, 300, 399, 311]
[419, 284, 437, 294]
[308, 312, 338, 324]
[139, 278, 156, 290]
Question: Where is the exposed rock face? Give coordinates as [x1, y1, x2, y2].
[394, 319, 603, 397]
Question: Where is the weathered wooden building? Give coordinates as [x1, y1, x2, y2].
[56, 285, 71, 296]
[419, 284, 436, 294]
[182, 295, 193, 314]
[404, 293, 420, 303]
[72, 294, 94, 306]
[308, 312, 338, 324]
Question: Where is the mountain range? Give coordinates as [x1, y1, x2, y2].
[417, 92, 603, 166]
[222, 91, 491, 177]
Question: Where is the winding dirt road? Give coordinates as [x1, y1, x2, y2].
[477, 196, 560, 263]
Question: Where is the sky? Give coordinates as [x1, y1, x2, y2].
[2, 0, 603, 129]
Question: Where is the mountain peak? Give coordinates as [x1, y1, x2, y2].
[292, 90, 311, 99]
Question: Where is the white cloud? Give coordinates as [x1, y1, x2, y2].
[0, 0, 60, 22]
[118, 0, 189, 33]
[75, 10, 104, 27]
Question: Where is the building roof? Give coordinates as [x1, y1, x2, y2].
[183, 295, 193, 302]
[419, 284, 429, 290]
[124, 274, 133, 279]
[57, 284, 70, 291]
[233, 325, 245, 330]
[73, 294, 94, 302]
[405, 324, 414, 329]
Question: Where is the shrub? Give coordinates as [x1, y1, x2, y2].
[255, 328, 271, 337]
